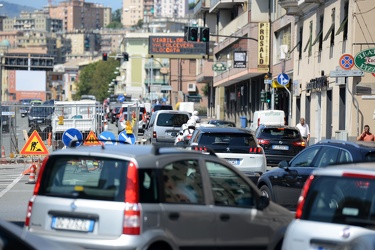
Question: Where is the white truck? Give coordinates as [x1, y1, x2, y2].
[52, 100, 101, 148]
[249, 110, 286, 132]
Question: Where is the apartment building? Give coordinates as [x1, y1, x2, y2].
[65, 32, 100, 60]
[99, 28, 127, 54]
[3, 13, 63, 33]
[48, 0, 107, 32]
[193, 0, 375, 142]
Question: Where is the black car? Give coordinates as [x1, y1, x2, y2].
[151, 104, 173, 113]
[206, 119, 236, 127]
[255, 124, 306, 166]
[1, 106, 12, 133]
[257, 139, 375, 211]
[28, 106, 54, 127]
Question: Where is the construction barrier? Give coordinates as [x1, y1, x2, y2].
[26, 164, 36, 184]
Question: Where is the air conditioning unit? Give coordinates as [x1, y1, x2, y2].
[280, 44, 289, 60]
[187, 83, 196, 92]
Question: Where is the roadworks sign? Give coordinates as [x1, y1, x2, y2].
[83, 131, 102, 146]
[20, 131, 49, 155]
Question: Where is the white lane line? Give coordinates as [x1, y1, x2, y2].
[0, 173, 24, 198]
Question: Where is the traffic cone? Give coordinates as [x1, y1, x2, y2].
[48, 132, 52, 147]
[27, 164, 36, 184]
[1, 146, 6, 164]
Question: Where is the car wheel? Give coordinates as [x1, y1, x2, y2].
[260, 185, 272, 201]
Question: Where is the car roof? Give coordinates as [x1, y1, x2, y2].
[49, 144, 214, 169]
[258, 124, 297, 130]
[316, 139, 375, 150]
[196, 126, 252, 134]
[311, 162, 375, 176]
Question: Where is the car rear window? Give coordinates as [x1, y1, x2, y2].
[38, 156, 128, 201]
[199, 133, 257, 147]
[302, 175, 375, 228]
[156, 113, 189, 127]
[259, 128, 301, 139]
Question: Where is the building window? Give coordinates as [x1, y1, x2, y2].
[303, 21, 313, 57]
[298, 26, 303, 60]
[275, 25, 291, 62]
[336, 1, 348, 41]
[323, 8, 335, 47]
[312, 15, 324, 52]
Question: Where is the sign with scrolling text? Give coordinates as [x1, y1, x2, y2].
[148, 36, 208, 59]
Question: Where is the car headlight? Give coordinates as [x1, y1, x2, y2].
[29, 116, 35, 120]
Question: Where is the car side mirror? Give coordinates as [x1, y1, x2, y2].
[175, 141, 186, 148]
[278, 160, 290, 169]
[257, 195, 270, 210]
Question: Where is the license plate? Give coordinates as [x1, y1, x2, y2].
[37, 120, 43, 123]
[272, 145, 289, 150]
[166, 132, 177, 136]
[226, 159, 240, 165]
[51, 217, 95, 232]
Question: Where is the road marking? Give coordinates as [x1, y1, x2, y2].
[0, 173, 24, 198]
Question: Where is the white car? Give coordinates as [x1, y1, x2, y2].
[282, 162, 375, 250]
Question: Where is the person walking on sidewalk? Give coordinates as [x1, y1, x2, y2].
[296, 118, 310, 144]
[357, 125, 375, 141]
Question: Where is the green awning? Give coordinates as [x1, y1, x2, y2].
[335, 16, 348, 36]
[323, 23, 334, 41]
[311, 29, 323, 46]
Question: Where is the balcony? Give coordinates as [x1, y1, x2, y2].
[194, 0, 210, 15]
[210, 0, 246, 13]
[279, 0, 323, 16]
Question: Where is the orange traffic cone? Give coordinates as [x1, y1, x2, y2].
[27, 164, 36, 184]
[48, 132, 52, 147]
[1, 146, 6, 164]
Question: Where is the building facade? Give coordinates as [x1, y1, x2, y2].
[3, 12, 63, 33]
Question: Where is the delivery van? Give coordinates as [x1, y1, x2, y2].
[249, 110, 286, 131]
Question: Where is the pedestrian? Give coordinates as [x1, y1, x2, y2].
[357, 125, 375, 141]
[191, 110, 201, 123]
[296, 118, 310, 143]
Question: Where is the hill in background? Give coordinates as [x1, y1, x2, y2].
[0, 1, 36, 18]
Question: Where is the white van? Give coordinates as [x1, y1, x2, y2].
[249, 110, 285, 131]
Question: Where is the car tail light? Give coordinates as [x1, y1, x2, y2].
[186, 135, 192, 140]
[152, 131, 157, 138]
[193, 146, 207, 152]
[24, 195, 36, 228]
[292, 141, 306, 147]
[343, 173, 375, 179]
[257, 139, 270, 145]
[123, 161, 141, 235]
[249, 147, 263, 153]
[295, 174, 315, 219]
[257, 118, 260, 127]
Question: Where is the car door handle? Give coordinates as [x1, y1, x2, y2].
[169, 212, 180, 220]
[220, 214, 230, 221]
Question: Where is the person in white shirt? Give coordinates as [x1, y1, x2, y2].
[190, 110, 201, 123]
[296, 118, 310, 143]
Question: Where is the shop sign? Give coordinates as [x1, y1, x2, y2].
[212, 62, 227, 71]
[306, 76, 328, 91]
[233, 51, 247, 68]
[354, 48, 375, 73]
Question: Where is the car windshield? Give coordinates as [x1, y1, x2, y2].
[200, 133, 257, 147]
[259, 128, 301, 139]
[30, 106, 53, 114]
[156, 113, 189, 127]
[302, 175, 375, 229]
[39, 156, 129, 201]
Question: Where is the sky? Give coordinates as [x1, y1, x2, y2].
[12, 0, 122, 10]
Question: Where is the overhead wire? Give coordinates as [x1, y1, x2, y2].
[354, 1, 375, 47]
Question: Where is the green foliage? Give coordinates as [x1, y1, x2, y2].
[112, 9, 121, 22]
[201, 83, 209, 96]
[74, 58, 119, 102]
[132, 19, 143, 30]
[106, 21, 123, 29]
[188, 2, 195, 10]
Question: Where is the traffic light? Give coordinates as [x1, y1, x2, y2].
[274, 93, 279, 105]
[102, 53, 108, 61]
[266, 92, 271, 103]
[123, 52, 129, 61]
[200, 27, 210, 42]
[260, 90, 266, 102]
[189, 27, 198, 42]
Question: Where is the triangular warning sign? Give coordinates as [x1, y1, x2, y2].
[20, 130, 49, 155]
[83, 131, 102, 146]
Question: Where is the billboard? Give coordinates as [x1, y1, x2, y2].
[8, 70, 46, 101]
[148, 36, 210, 59]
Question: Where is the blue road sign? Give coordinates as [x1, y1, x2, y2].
[62, 128, 83, 147]
[118, 131, 136, 145]
[99, 131, 116, 144]
[277, 73, 290, 86]
[117, 95, 125, 103]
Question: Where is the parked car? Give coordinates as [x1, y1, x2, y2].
[24, 143, 293, 250]
[282, 162, 375, 250]
[257, 140, 375, 210]
[0, 218, 83, 250]
[144, 110, 190, 144]
[180, 126, 267, 182]
[206, 119, 236, 127]
[255, 124, 306, 166]
[151, 104, 173, 113]
[19, 98, 42, 118]
[28, 106, 54, 127]
[1, 105, 12, 133]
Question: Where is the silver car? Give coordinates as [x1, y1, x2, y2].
[282, 162, 375, 250]
[144, 110, 190, 144]
[25, 144, 293, 250]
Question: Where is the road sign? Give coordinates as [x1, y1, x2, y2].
[117, 95, 125, 103]
[339, 54, 354, 70]
[83, 131, 101, 146]
[118, 131, 136, 145]
[330, 69, 364, 77]
[277, 73, 290, 86]
[62, 128, 83, 147]
[20, 130, 49, 155]
[98, 131, 116, 144]
[264, 80, 272, 84]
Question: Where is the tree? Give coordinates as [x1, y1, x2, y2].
[112, 9, 121, 22]
[106, 21, 123, 29]
[74, 58, 119, 102]
[132, 19, 143, 30]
